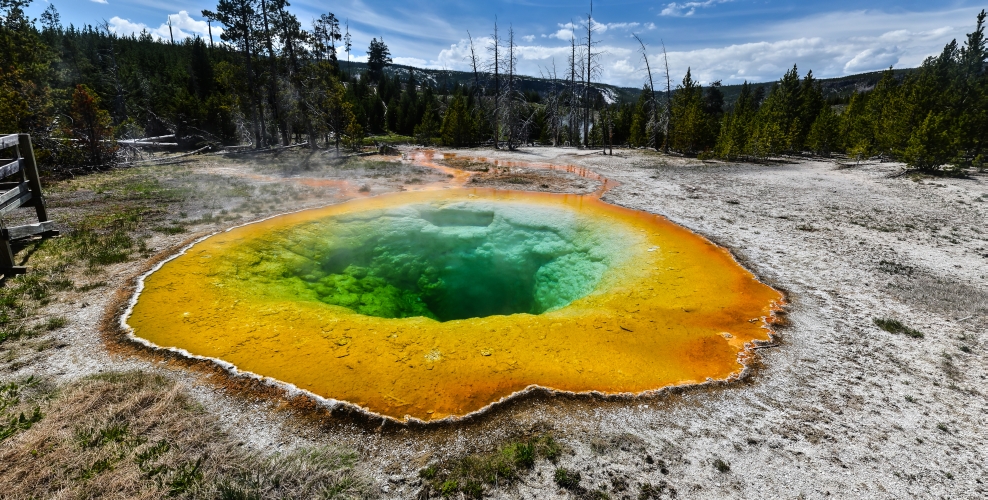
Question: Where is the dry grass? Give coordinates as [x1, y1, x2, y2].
[0, 371, 373, 499]
[889, 273, 988, 326]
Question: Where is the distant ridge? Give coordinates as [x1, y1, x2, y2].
[343, 60, 915, 106]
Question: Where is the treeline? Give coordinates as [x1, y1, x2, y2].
[638, 10, 987, 171]
[0, 1, 985, 174]
[0, 0, 612, 174]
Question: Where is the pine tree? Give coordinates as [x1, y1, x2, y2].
[669, 68, 707, 155]
[440, 95, 476, 147]
[366, 38, 392, 83]
[750, 65, 802, 156]
[956, 10, 988, 167]
[702, 81, 725, 152]
[797, 70, 824, 150]
[807, 106, 840, 157]
[414, 102, 440, 145]
[840, 92, 873, 160]
[715, 81, 756, 160]
[629, 87, 650, 148]
[867, 68, 907, 159]
[903, 111, 952, 170]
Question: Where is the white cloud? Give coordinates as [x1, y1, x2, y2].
[843, 46, 901, 73]
[167, 11, 216, 37]
[107, 17, 148, 37]
[604, 22, 639, 31]
[108, 11, 221, 42]
[91, 0, 108, 4]
[661, 0, 731, 17]
[545, 19, 640, 41]
[549, 29, 574, 41]
[658, 25, 962, 86]
[368, 6, 982, 89]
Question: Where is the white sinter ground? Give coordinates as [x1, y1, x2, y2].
[6, 147, 987, 499]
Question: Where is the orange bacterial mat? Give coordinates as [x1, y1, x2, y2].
[125, 187, 782, 422]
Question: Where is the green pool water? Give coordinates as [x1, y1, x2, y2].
[258, 200, 631, 322]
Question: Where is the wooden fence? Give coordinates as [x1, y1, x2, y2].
[0, 134, 58, 275]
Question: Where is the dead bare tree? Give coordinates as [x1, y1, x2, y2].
[661, 40, 672, 153]
[467, 31, 481, 89]
[539, 59, 561, 146]
[506, 26, 518, 149]
[582, 1, 602, 148]
[488, 19, 501, 149]
[568, 32, 577, 146]
[633, 33, 661, 152]
[344, 20, 352, 76]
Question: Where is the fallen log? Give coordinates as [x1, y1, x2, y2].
[116, 145, 211, 167]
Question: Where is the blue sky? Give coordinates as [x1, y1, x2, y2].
[26, 0, 988, 87]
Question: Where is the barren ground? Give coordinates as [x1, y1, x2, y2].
[1, 147, 986, 499]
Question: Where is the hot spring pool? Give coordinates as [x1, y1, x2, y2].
[126, 188, 782, 422]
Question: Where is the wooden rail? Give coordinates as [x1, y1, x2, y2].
[0, 134, 58, 276]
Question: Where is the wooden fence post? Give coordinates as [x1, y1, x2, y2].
[1, 133, 57, 275]
[19, 134, 49, 223]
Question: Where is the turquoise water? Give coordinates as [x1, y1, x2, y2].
[258, 201, 632, 322]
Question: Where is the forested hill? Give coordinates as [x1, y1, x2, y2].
[715, 68, 918, 106]
[342, 61, 642, 104]
[355, 61, 914, 107]
[347, 52, 921, 108]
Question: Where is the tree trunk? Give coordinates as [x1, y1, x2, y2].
[507, 28, 515, 150]
[492, 21, 500, 149]
[569, 36, 576, 147]
[260, 0, 288, 146]
[662, 41, 672, 153]
[584, 7, 592, 148]
[243, 36, 262, 148]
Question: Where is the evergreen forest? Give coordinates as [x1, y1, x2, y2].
[0, 0, 986, 175]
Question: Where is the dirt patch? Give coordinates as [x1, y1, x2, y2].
[466, 167, 601, 194]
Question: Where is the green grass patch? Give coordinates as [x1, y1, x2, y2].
[0, 378, 44, 443]
[554, 467, 581, 490]
[42, 316, 68, 331]
[362, 134, 413, 146]
[873, 318, 924, 338]
[76, 281, 108, 292]
[419, 434, 561, 498]
[152, 224, 188, 235]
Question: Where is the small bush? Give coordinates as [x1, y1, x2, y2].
[554, 467, 581, 490]
[43, 316, 68, 331]
[0, 378, 45, 443]
[420, 434, 561, 498]
[873, 318, 924, 338]
[713, 458, 731, 473]
[419, 465, 437, 480]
